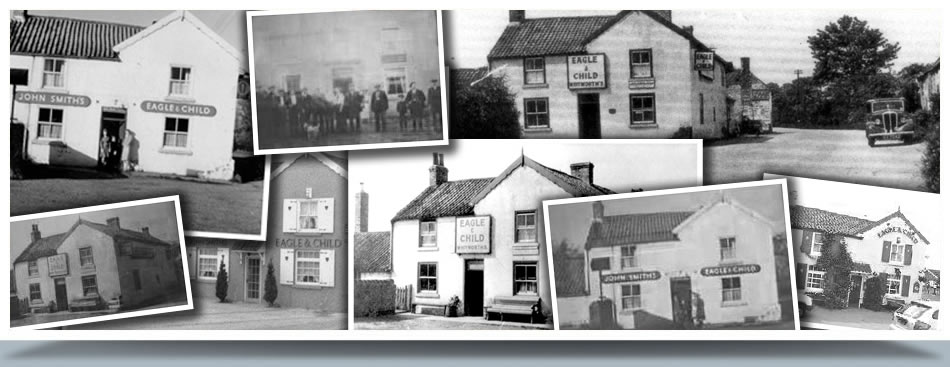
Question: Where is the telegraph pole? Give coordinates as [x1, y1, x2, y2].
[794, 69, 803, 124]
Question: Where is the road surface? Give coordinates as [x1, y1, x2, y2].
[705, 127, 929, 191]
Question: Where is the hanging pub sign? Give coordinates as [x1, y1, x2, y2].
[456, 215, 491, 254]
[141, 100, 217, 117]
[601, 270, 662, 284]
[567, 53, 607, 89]
[15, 91, 91, 107]
[47, 253, 69, 277]
[700, 264, 761, 277]
[877, 226, 919, 244]
[694, 51, 715, 71]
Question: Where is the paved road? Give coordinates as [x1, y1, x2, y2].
[705, 127, 928, 191]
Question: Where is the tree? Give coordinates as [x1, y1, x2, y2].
[264, 263, 278, 306]
[448, 70, 522, 138]
[920, 93, 939, 193]
[215, 261, 228, 302]
[808, 15, 900, 85]
[815, 234, 854, 309]
[897, 63, 932, 112]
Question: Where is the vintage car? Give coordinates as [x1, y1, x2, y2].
[890, 300, 939, 330]
[865, 98, 915, 147]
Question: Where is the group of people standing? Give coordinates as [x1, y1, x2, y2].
[256, 79, 442, 142]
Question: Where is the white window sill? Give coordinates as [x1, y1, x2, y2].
[523, 127, 552, 133]
[629, 123, 658, 129]
[523, 83, 549, 89]
[40, 86, 67, 93]
[416, 292, 440, 299]
[165, 95, 196, 103]
[418, 246, 439, 252]
[721, 301, 748, 308]
[293, 283, 329, 289]
[159, 147, 193, 156]
[619, 308, 643, 315]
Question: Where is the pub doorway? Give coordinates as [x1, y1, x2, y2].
[577, 93, 601, 139]
[98, 109, 126, 172]
[54, 277, 68, 312]
[245, 254, 262, 303]
[464, 260, 484, 317]
[669, 277, 693, 328]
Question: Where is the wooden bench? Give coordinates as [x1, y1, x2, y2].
[68, 295, 104, 312]
[484, 296, 543, 324]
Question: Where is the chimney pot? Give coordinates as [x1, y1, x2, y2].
[509, 10, 525, 23]
[684, 25, 693, 35]
[570, 162, 594, 185]
[106, 217, 121, 228]
[741, 57, 750, 73]
[429, 153, 448, 186]
[31, 224, 41, 243]
[141, 227, 149, 235]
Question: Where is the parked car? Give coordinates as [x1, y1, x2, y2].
[890, 300, 939, 330]
[798, 290, 813, 319]
[865, 98, 915, 147]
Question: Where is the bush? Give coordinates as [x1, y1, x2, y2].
[920, 93, 939, 193]
[448, 71, 522, 139]
[263, 263, 278, 306]
[815, 235, 854, 309]
[861, 273, 888, 311]
[215, 261, 228, 302]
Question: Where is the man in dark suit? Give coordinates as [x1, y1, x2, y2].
[406, 82, 426, 130]
[427, 79, 441, 130]
[370, 84, 389, 132]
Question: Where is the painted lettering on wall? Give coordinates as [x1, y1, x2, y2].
[877, 226, 919, 244]
[601, 271, 661, 284]
[47, 253, 69, 277]
[274, 237, 345, 249]
[456, 215, 491, 254]
[15, 91, 91, 107]
[141, 100, 217, 117]
[700, 264, 761, 277]
[567, 54, 607, 89]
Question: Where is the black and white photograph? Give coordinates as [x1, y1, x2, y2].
[10, 10, 270, 240]
[544, 181, 798, 330]
[349, 140, 701, 330]
[766, 174, 942, 331]
[248, 10, 447, 154]
[9, 197, 192, 329]
[444, 9, 939, 192]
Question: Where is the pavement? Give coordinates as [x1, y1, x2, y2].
[259, 118, 444, 149]
[704, 127, 929, 191]
[803, 305, 894, 330]
[355, 313, 553, 330]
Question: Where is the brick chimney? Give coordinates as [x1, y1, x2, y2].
[592, 201, 605, 224]
[509, 10, 525, 24]
[12, 10, 28, 22]
[429, 153, 448, 186]
[106, 217, 121, 228]
[741, 57, 750, 73]
[31, 224, 41, 243]
[141, 227, 150, 235]
[355, 183, 369, 233]
[655, 10, 672, 23]
[683, 25, 694, 35]
[570, 162, 594, 185]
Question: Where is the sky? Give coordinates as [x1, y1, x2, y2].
[10, 201, 181, 267]
[444, 9, 941, 84]
[547, 183, 788, 253]
[348, 140, 701, 232]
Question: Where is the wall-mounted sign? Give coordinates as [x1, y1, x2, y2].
[590, 257, 611, 271]
[694, 51, 715, 71]
[601, 271, 661, 284]
[47, 253, 69, 277]
[16, 91, 91, 107]
[877, 226, 919, 244]
[700, 264, 761, 277]
[628, 78, 655, 90]
[456, 216, 491, 254]
[567, 54, 607, 89]
[141, 100, 217, 117]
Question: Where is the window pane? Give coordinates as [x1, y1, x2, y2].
[536, 100, 547, 113]
[178, 119, 189, 132]
[51, 109, 63, 122]
[165, 118, 176, 131]
[526, 71, 544, 84]
[39, 108, 50, 122]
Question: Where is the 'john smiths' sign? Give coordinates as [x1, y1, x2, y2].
[567, 54, 607, 89]
[602, 271, 661, 284]
[16, 91, 91, 107]
[141, 100, 217, 117]
[700, 264, 761, 277]
[456, 216, 491, 254]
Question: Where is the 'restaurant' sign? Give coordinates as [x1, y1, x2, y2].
[456, 216, 491, 254]
[700, 264, 761, 277]
[694, 51, 715, 71]
[15, 91, 91, 107]
[47, 253, 69, 277]
[877, 226, 919, 244]
[141, 100, 217, 117]
[602, 271, 661, 284]
[567, 54, 607, 89]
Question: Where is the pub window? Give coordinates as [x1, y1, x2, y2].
[42, 58, 66, 88]
[810, 232, 824, 255]
[629, 49, 653, 78]
[295, 250, 321, 285]
[169, 66, 192, 96]
[515, 211, 537, 243]
[889, 240, 905, 264]
[28, 260, 39, 277]
[163, 117, 189, 148]
[418, 263, 438, 292]
[524, 98, 549, 129]
[523, 57, 546, 85]
[79, 247, 95, 268]
[29, 283, 42, 303]
[722, 277, 742, 302]
[629, 94, 656, 125]
[420, 221, 437, 247]
[81, 275, 99, 296]
[385, 68, 407, 95]
[197, 248, 219, 280]
[621, 245, 637, 269]
[806, 265, 825, 289]
[887, 274, 902, 295]
[37, 108, 64, 139]
[514, 262, 538, 295]
[132, 269, 142, 290]
[621, 284, 641, 310]
[719, 237, 736, 260]
[297, 199, 321, 232]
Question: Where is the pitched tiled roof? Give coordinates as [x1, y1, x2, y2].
[487, 15, 616, 59]
[10, 14, 144, 60]
[789, 205, 875, 237]
[450, 67, 489, 89]
[392, 178, 495, 222]
[355, 231, 391, 274]
[854, 210, 930, 245]
[81, 220, 173, 248]
[13, 219, 173, 264]
[726, 70, 768, 88]
[13, 234, 67, 264]
[555, 256, 588, 297]
[586, 212, 694, 249]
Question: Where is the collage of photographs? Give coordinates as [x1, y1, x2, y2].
[4, 8, 944, 339]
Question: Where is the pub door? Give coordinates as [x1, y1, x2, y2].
[577, 93, 601, 139]
[464, 260, 485, 317]
[99, 110, 126, 171]
[245, 255, 262, 303]
[669, 277, 693, 329]
[54, 278, 68, 312]
[848, 275, 863, 307]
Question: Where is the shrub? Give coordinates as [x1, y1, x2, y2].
[920, 93, 939, 193]
[448, 71, 522, 139]
[815, 235, 854, 309]
[861, 273, 888, 311]
[215, 261, 228, 302]
[263, 263, 278, 306]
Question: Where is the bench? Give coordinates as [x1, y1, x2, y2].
[68, 295, 104, 312]
[412, 297, 449, 316]
[484, 296, 543, 324]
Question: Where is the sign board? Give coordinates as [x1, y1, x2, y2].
[141, 100, 217, 117]
[567, 54, 607, 89]
[456, 216, 491, 254]
[11, 69, 29, 86]
[694, 51, 715, 71]
[628, 78, 655, 90]
[590, 257, 611, 271]
[47, 254, 69, 277]
[601, 271, 662, 284]
[700, 264, 761, 277]
[15, 91, 91, 107]
[877, 226, 919, 244]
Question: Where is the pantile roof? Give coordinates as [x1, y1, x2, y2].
[789, 205, 874, 237]
[10, 14, 144, 60]
[554, 256, 588, 297]
[354, 231, 392, 274]
[450, 67, 490, 89]
[586, 212, 694, 249]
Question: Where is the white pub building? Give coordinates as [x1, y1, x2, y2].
[10, 10, 243, 180]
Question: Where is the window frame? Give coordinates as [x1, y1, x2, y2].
[628, 49, 654, 79]
[168, 65, 193, 97]
[719, 237, 737, 260]
[163, 117, 189, 148]
[629, 93, 656, 125]
[514, 210, 538, 243]
[889, 241, 906, 264]
[42, 58, 66, 89]
[513, 262, 539, 296]
[385, 67, 407, 95]
[79, 247, 95, 268]
[523, 57, 546, 85]
[810, 232, 824, 256]
[887, 274, 901, 295]
[620, 245, 637, 269]
[29, 283, 42, 303]
[722, 276, 742, 302]
[27, 260, 39, 277]
[296, 199, 323, 233]
[419, 220, 437, 248]
[418, 262, 438, 293]
[806, 264, 825, 290]
[621, 283, 642, 310]
[294, 250, 321, 286]
[81, 275, 99, 297]
[37, 107, 65, 140]
[197, 248, 219, 281]
[284, 74, 301, 93]
[523, 97, 550, 129]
